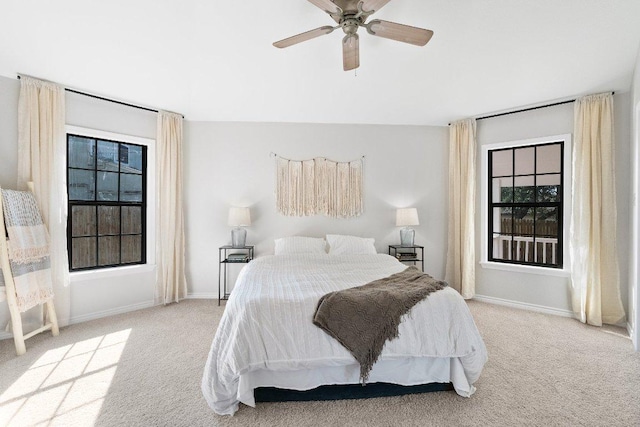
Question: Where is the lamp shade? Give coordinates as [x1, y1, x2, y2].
[396, 208, 419, 227]
[228, 207, 251, 227]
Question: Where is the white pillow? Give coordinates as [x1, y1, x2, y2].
[274, 236, 327, 255]
[326, 234, 377, 255]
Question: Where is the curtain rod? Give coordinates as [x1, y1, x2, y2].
[17, 74, 184, 118]
[449, 91, 615, 125]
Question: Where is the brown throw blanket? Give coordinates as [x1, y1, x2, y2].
[313, 266, 447, 384]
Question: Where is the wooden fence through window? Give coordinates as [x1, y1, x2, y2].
[496, 218, 559, 265]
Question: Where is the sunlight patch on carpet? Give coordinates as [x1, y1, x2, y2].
[0, 329, 131, 426]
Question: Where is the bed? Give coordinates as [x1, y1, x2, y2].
[202, 252, 487, 416]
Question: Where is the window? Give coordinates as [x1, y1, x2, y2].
[67, 133, 147, 271]
[487, 140, 564, 269]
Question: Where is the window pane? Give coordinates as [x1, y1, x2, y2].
[537, 185, 560, 202]
[535, 208, 559, 238]
[513, 182, 535, 203]
[97, 140, 119, 172]
[536, 144, 561, 174]
[512, 235, 535, 263]
[69, 169, 95, 201]
[97, 171, 118, 201]
[122, 206, 142, 234]
[514, 147, 535, 175]
[512, 207, 535, 235]
[68, 136, 95, 169]
[121, 174, 143, 202]
[493, 177, 513, 203]
[71, 206, 96, 237]
[72, 237, 96, 269]
[537, 174, 561, 202]
[493, 207, 512, 235]
[121, 235, 142, 263]
[533, 205, 559, 265]
[503, 208, 534, 263]
[491, 149, 512, 177]
[98, 206, 120, 235]
[492, 233, 512, 261]
[121, 144, 143, 174]
[98, 236, 120, 266]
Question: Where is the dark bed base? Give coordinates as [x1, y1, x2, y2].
[254, 382, 454, 402]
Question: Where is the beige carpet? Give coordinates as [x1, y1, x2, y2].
[0, 299, 638, 427]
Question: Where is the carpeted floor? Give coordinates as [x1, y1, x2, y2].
[0, 299, 638, 426]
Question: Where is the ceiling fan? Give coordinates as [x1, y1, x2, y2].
[273, 0, 433, 71]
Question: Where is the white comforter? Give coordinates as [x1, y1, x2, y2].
[202, 254, 487, 415]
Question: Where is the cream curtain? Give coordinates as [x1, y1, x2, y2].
[276, 157, 363, 218]
[570, 93, 626, 326]
[445, 119, 476, 299]
[17, 76, 70, 326]
[155, 111, 187, 304]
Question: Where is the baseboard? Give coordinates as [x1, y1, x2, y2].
[0, 300, 157, 341]
[472, 294, 574, 318]
[186, 293, 217, 300]
[69, 300, 156, 325]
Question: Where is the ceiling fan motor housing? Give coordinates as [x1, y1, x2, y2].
[342, 18, 361, 35]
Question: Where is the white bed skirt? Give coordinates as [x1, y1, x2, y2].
[215, 356, 475, 416]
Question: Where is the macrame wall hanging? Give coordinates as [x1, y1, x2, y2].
[273, 154, 364, 218]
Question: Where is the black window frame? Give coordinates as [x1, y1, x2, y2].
[488, 141, 564, 269]
[67, 133, 147, 272]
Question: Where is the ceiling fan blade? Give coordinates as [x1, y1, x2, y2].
[308, 0, 342, 14]
[273, 26, 335, 48]
[360, 0, 391, 14]
[342, 34, 360, 71]
[366, 19, 433, 46]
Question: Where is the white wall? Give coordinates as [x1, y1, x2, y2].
[0, 76, 20, 334]
[0, 76, 19, 189]
[474, 93, 632, 319]
[0, 74, 158, 335]
[184, 121, 449, 297]
[630, 48, 640, 350]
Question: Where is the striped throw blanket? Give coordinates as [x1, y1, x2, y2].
[0, 189, 53, 312]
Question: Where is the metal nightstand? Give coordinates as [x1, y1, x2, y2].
[388, 244, 424, 271]
[218, 245, 254, 305]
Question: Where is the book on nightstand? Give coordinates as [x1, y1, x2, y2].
[396, 253, 418, 261]
[227, 253, 249, 262]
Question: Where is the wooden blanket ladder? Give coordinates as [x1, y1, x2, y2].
[0, 184, 59, 356]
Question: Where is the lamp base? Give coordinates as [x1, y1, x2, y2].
[400, 228, 415, 247]
[231, 228, 247, 248]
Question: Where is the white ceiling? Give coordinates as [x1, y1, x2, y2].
[1, 0, 640, 126]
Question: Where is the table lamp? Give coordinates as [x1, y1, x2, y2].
[228, 207, 251, 248]
[396, 208, 419, 246]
